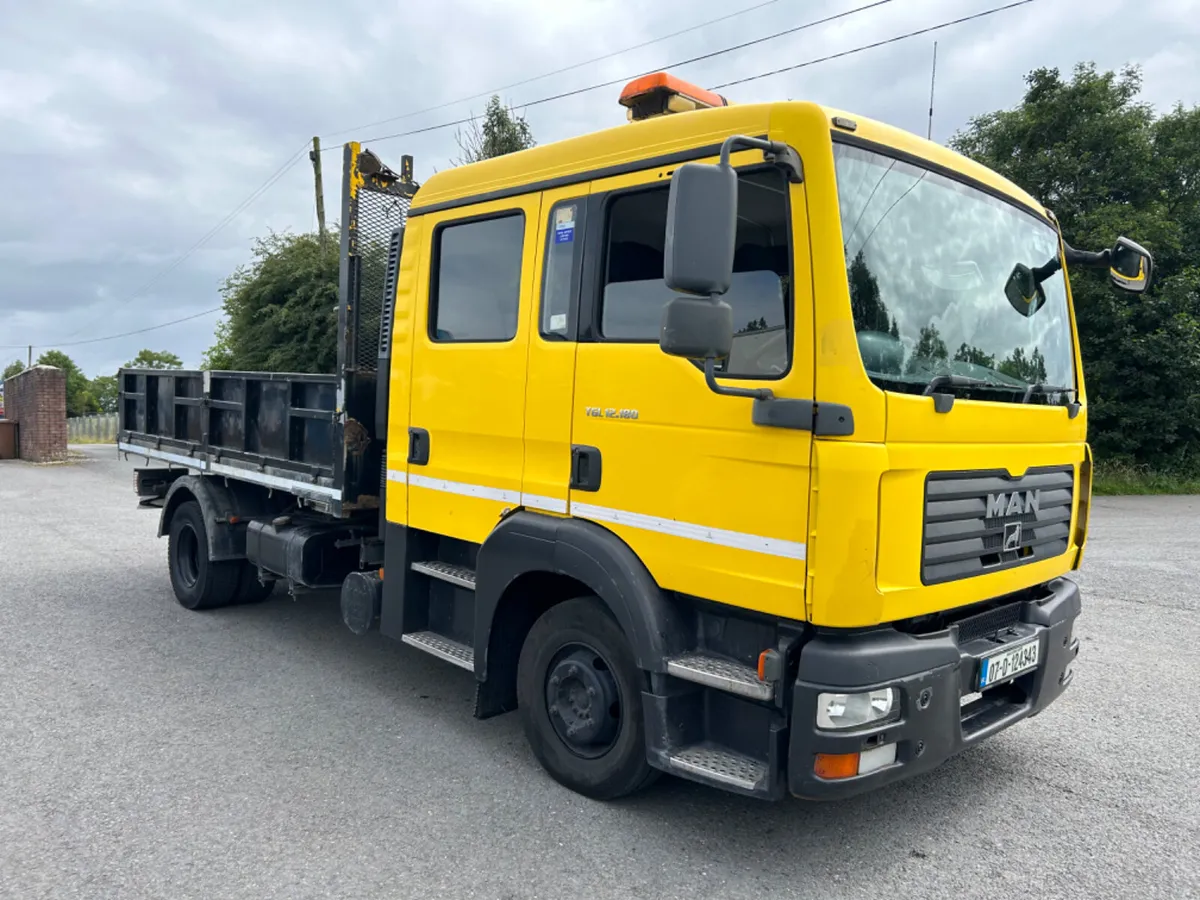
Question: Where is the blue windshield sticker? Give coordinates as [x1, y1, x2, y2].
[554, 205, 576, 243]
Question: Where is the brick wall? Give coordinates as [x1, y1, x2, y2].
[3, 366, 67, 462]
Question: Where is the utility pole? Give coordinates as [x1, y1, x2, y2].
[27, 345, 32, 368]
[310, 136, 327, 253]
[927, 41, 938, 141]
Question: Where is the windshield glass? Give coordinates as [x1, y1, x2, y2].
[833, 143, 1075, 400]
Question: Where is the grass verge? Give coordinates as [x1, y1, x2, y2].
[1093, 461, 1200, 495]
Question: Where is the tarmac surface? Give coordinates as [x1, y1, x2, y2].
[0, 445, 1196, 899]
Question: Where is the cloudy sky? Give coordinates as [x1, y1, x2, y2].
[1, 0, 1197, 377]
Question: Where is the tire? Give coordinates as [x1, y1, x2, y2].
[517, 597, 658, 800]
[234, 562, 275, 605]
[167, 500, 241, 610]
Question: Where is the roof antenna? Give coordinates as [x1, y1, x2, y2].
[927, 41, 938, 141]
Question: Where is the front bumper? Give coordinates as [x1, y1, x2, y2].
[787, 576, 1081, 800]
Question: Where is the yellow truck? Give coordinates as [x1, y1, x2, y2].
[118, 72, 1153, 801]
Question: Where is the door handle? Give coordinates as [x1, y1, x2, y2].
[570, 445, 602, 492]
[408, 427, 430, 466]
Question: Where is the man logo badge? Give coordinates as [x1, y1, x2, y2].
[986, 489, 1041, 519]
[1002, 521, 1023, 552]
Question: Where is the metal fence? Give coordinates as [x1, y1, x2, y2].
[68, 413, 118, 443]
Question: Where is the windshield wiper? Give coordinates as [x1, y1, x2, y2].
[922, 374, 994, 396]
[922, 374, 1023, 413]
[1021, 382, 1074, 402]
[1021, 382, 1082, 418]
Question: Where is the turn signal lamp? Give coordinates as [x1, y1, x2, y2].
[619, 72, 729, 121]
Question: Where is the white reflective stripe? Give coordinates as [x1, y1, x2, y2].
[381, 470, 805, 560]
[408, 473, 521, 505]
[520, 493, 568, 514]
[386, 468, 407, 484]
[570, 501, 807, 561]
[118, 442, 197, 469]
[118, 442, 342, 500]
[207, 460, 342, 499]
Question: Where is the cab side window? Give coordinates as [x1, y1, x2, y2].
[430, 213, 525, 342]
[540, 200, 585, 340]
[599, 168, 792, 378]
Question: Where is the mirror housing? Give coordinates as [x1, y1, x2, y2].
[663, 160, 737, 297]
[1109, 236, 1153, 294]
[1004, 263, 1047, 317]
[660, 295, 734, 360]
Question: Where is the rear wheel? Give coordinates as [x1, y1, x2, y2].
[234, 562, 275, 604]
[517, 597, 658, 800]
[167, 500, 241, 610]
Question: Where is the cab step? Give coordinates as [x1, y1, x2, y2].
[664, 652, 773, 701]
[411, 560, 477, 590]
[400, 631, 475, 671]
[666, 743, 768, 792]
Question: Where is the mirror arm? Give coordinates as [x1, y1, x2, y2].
[719, 135, 803, 183]
[704, 357, 774, 400]
[1062, 242, 1110, 269]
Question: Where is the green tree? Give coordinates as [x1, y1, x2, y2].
[848, 252, 894, 333]
[90, 375, 119, 414]
[201, 319, 236, 370]
[454, 95, 536, 165]
[205, 231, 340, 373]
[905, 324, 949, 375]
[951, 62, 1200, 469]
[35, 349, 99, 416]
[126, 349, 183, 369]
[954, 343, 996, 369]
[998, 347, 1049, 383]
[2, 360, 23, 381]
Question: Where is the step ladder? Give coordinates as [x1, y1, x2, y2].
[400, 560, 477, 671]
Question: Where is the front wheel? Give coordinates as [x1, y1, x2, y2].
[167, 500, 241, 610]
[516, 597, 658, 800]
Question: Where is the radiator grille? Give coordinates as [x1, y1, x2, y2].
[954, 602, 1022, 644]
[922, 467, 1074, 585]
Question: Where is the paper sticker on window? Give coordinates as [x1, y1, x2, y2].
[554, 205, 576, 243]
[549, 313, 568, 331]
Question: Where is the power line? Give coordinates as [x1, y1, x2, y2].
[21, 2, 818, 350]
[322, 0, 788, 141]
[0, 307, 223, 351]
[11, 1, 1033, 353]
[60, 141, 311, 341]
[356, 0, 902, 146]
[709, 0, 1035, 89]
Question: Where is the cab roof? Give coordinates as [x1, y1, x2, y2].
[406, 98, 1049, 222]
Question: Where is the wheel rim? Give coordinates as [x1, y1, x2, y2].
[177, 524, 201, 589]
[544, 643, 622, 759]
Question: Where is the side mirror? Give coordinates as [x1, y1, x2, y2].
[1003, 263, 1047, 317]
[660, 295, 734, 360]
[663, 160, 737, 297]
[1109, 236, 1153, 294]
[659, 160, 737, 360]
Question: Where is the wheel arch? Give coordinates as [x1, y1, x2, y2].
[472, 511, 687, 719]
[158, 474, 275, 562]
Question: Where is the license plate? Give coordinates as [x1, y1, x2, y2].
[978, 639, 1040, 689]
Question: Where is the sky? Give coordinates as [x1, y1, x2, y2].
[1, 0, 1198, 378]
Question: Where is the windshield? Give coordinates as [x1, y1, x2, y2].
[833, 142, 1075, 401]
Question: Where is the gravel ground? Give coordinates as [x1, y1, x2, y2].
[0, 445, 1197, 899]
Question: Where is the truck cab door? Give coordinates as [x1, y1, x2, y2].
[521, 184, 592, 516]
[568, 154, 814, 620]
[405, 193, 544, 542]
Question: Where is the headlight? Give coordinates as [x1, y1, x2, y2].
[816, 688, 896, 730]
